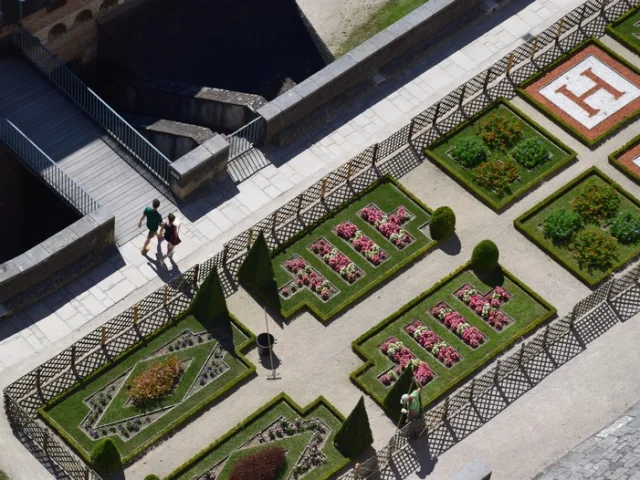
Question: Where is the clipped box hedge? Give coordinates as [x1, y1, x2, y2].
[606, 5, 640, 57]
[608, 133, 640, 185]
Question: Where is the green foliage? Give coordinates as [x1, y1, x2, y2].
[190, 267, 230, 330]
[511, 137, 549, 169]
[144, 476, 161, 480]
[471, 240, 499, 273]
[429, 206, 456, 240]
[476, 112, 523, 151]
[450, 136, 487, 168]
[238, 232, 280, 308]
[610, 212, 640, 244]
[334, 396, 373, 458]
[0, 470, 8, 480]
[471, 159, 519, 197]
[382, 365, 414, 420]
[573, 227, 618, 271]
[229, 446, 286, 480]
[90, 438, 122, 476]
[571, 183, 620, 224]
[543, 209, 582, 245]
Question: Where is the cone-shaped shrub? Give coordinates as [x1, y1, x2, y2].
[429, 206, 456, 240]
[238, 231, 279, 308]
[229, 445, 286, 480]
[382, 365, 414, 420]
[190, 267, 230, 331]
[471, 239, 499, 273]
[334, 396, 373, 458]
[90, 438, 122, 476]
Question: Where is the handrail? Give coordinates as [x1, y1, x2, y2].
[11, 26, 172, 185]
[0, 115, 99, 216]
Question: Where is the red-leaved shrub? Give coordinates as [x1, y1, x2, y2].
[129, 356, 183, 406]
[230, 446, 286, 480]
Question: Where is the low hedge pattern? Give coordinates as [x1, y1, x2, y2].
[608, 133, 640, 185]
[350, 262, 555, 416]
[514, 167, 640, 287]
[165, 394, 349, 480]
[424, 99, 576, 211]
[606, 5, 640, 57]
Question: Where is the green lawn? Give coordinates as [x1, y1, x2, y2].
[425, 100, 576, 211]
[166, 395, 349, 480]
[351, 264, 555, 414]
[274, 178, 436, 321]
[336, 0, 430, 57]
[609, 134, 640, 185]
[606, 6, 640, 55]
[515, 168, 640, 287]
[40, 314, 255, 464]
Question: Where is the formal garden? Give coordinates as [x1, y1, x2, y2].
[350, 241, 555, 417]
[424, 99, 576, 211]
[606, 5, 640, 56]
[515, 168, 640, 287]
[38, 271, 256, 471]
[609, 133, 640, 184]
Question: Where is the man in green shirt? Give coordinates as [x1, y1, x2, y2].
[401, 386, 423, 437]
[138, 199, 163, 255]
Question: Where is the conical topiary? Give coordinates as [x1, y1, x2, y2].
[471, 239, 499, 273]
[334, 396, 373, 458]
[90, 438, 122, 476]
[382, 365, 415, 420]
[190, 267, 230, 330]
[237, 231, 279, 308]
[429, 206, 456, 240]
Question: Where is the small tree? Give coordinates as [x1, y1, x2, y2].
[429, 206, 456, 240]
[91, 438, 122, 476]
[190, 267, 230, 331]
[238, 231, 279, 308]
[383, 366, 414, 420]
[471, 239, 499, 273]
[334, 396, 373, 458]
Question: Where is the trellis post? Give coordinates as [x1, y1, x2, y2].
[247, 229, 253, 251]
[408, 119, 415, 141]
[606, 279, 614, 303]
[441, 397, 449, 421]
[469, 378, 475, 401]
[387, 439, 395, 466]
[555, 19, 564, 43]
[133, 303, 139, 326]
[483, 68, 492, 91]
[346, 160, 353, 181]
[271, 210, 278, 233]
[569, 308, 577, 329]
[432, 102, 441, 127]
[579, 3, 587, 24]
[372, 143, 379, 166]
[543, 324, 550, 347]
[518, 342, 526, 365]
[531, 36, 539, 58]
[506, 52, 515, 75]
[494, 360, 501, 384]
[193, 264, 200, 287]
[101, 326, 107, 346]
[222, 245, 229, 265]
[601, 0, 608, 14]
[458, 84, 466, 107]
[321, 178, 328, 200]
[297, 195, 304, 216]
[164, 285, 169, 306]
[71, 344, 76, 371]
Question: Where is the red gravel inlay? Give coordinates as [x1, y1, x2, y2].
[525, 45, 640, 141]
[617, 142, 640, 177]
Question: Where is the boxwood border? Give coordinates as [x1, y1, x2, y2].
[514, 166, 640, 288]
[606, 5, 640, 57]
[423, 98, 577, 212]
[608, 133, 640, 184]
[273, 175, 439, 322]
[517, 37, 640, 148]
[37, 310, 257, 467]
[165, 393, 350, 480]
[349, 261, 556, 416]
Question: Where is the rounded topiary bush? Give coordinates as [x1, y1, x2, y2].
[230, 446, 286, 480]
[610, 212, 640, 245]
[450, 136, 487, 168]
[90, 438, 122, 476]
[543, 208, 582, 245]
[471, 240, 499, 273]
[429, 206, 456, 240]
[144, 476, 161, 480]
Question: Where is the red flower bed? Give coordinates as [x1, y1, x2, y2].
[405, 320, 461, 367]
[359, 204, 414, 249]
[281, 256, 336, 301]
[430, 302, 485, 348]
[310, 238, 362, 283]
[454, 284, 512, 330]
[378, 337, 433, 387]
[335, 221, 388, 266]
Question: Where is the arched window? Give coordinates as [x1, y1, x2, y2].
[99, 0, 118, 11]
[74, 10, 93, 25]
[48, 24, 67, 42]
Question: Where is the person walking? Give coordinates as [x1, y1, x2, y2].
[160, 213, 181, 259]
[400, 385, 423, 438]
[138, 199, 162, 255]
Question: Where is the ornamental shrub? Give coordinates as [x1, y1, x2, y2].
[571, 183, 620, 224]
[90, 438, 122, 476]
[472, 159, 519, 197]
[229, 446, 286, 480]
[543, 208, 582, 245]
[129, 356, 183, 406]
[429, 206, 456, 240]
[450, 136, 487, 168]
[573, 227, 618, 271]
[238, 231, 280, 308]
[334, 396, 373, 458]
[190, 267, 231, 331]
[610, 212, 640, 244]
[471, 240, 499, 273]
[511, 137, 549, 169]
[144, 476, 161, 480]
[476, 111, 523, 151]
[383, 365, 415, 420]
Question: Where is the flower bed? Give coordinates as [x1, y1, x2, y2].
[514, 167, 640, 286]
[359, 204, 415, 249]
[165, 395, 349, 480]
[424, 99, 576, 211]
[310, 238, 363, 284]
[280, 256, 338, 301]
[378, 337, 434, 387]
[350, 265, 555, 416]
[335, 221, 388, 266]
[453, 284, 513, 330]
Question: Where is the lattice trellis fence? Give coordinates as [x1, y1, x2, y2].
[4, 1, 640, 479]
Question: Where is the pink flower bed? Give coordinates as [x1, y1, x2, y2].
[359, 204, 413, 249]
[335, 221, 388, 266]
[378, 338, 434, 387]
[310, 238, 362, 284]
[455, 284, 512, 330]
[406, 320, 461, 367]
[281, 256, 336, 301]
[431, 303, 485, 348]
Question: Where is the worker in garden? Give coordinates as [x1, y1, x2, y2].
[401, 385, 423, 437]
